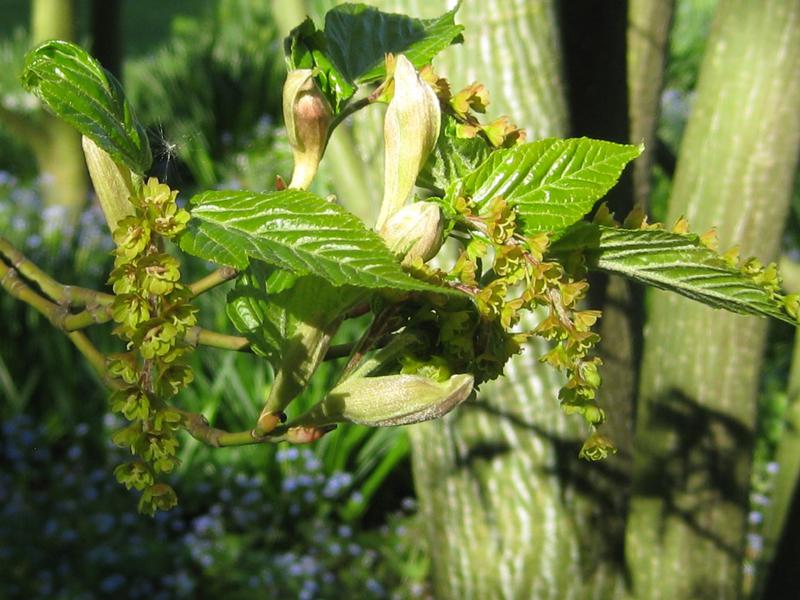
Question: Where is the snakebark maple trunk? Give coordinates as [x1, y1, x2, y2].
[627, 1, 800, 598]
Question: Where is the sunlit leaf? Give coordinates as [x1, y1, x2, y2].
[21, 40, 151, 174]
[448, 138, 641, 234]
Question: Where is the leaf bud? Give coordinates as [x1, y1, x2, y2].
[283, 69, 333, 190]
[380, 201, 444, 264]
[285, 425, 336, 444]
[375, 55, 441, 230]
[300, 372, 474, 428]
[82, 136, 138, 232]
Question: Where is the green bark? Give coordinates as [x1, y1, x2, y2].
[627, 1, 800, 598]
[359, 2, 625, 598]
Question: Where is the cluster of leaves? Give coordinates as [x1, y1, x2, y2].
[106, 178, 196, 515]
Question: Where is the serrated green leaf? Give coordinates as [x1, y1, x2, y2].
[323, 3, 464, 83]
[550, 223, 793, 324]
[417, 113, 494, 193]
[21, 40, 151, 174]
[180, 189, 459, 295]
[447, 138, 641, 234]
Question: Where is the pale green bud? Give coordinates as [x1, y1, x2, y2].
[82, 136, 138, 232]
[375, 55, 441, 230]
[299, 372, 474, 427]
[380, 201, 444, 265]
[283, 70, 333, 190]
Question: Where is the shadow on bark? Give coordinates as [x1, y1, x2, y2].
[635, 388, 752, 560]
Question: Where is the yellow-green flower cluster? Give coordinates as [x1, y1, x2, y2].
[106, 177, 196, 515]
[400, 195, 608, 442]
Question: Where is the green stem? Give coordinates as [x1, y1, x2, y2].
[178, 409, 324, 447]
[187, 328, 250, 351]
[1, 257, 117, 391]
[188, 266, 238, 297]
[186, 326, 356, 361]
[32, 0, 77, 43]
[62, 306, 112, 330]
[328, 96, 374, 135]
[0, 256, 108, 329]
[67, 330, 119, 388]
[0, 236, 113, 306]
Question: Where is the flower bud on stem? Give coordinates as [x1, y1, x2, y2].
[375, 55, 441, 230]
[283, 70, 333, 190]
[293, 372, 474, 428]
[82, 136, 139, 232]
[380, 201, 444, 265]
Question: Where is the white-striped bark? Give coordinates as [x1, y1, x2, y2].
[352, 2, 624, 598]
[628, 1, 800, 598]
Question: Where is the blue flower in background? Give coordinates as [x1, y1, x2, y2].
[99, 574, 126, 594]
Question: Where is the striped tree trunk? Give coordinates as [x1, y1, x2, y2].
[367, 2, 627, 598]
[627, 1, 800, 598]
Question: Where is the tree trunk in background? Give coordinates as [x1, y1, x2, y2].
[627, 0, 675, 210]
[627, 1, 800, 598]
[560, 0, 646, 489]
[91, 0, 122, 77]
[30, 0, 88, 222]
[369, 2, 624, 598]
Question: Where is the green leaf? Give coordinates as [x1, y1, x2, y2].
[228, 264, 363, 416]
[285, 18, 356, 112]
[417, 113, 494, 193]
[323, 3, 464, 83]
[447, 138, 641, 234]
[21, 40, 151, 174]
[551, 223, 793, 324]
[226, 262, 296, 362]
[284, 4, 463, 111]
[180, 189, 458, 295]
